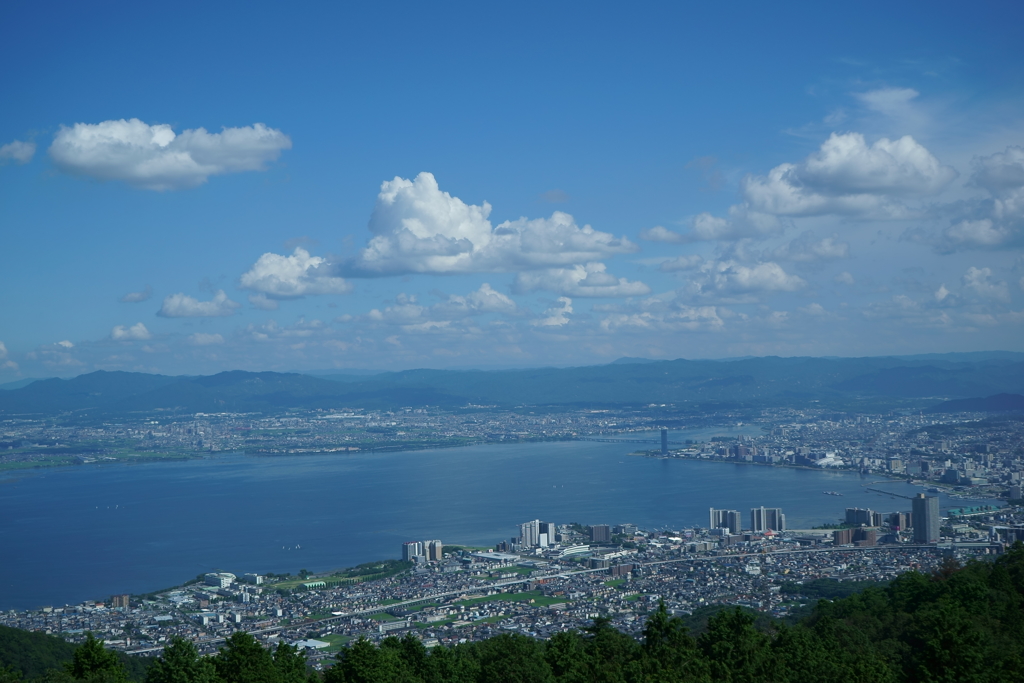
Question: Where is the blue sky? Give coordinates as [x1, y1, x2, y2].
[2, 1, 1024, 377]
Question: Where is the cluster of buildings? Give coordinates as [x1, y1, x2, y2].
[830, 494, 941, 547]
[709, 507, 787, 535]
[401, 540, 443, 563]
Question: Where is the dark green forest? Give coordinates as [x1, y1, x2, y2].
[6, 546, 1024, 682]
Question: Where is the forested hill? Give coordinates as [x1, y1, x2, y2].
[927, 392, 1024, 413]
[5, 546, 1024, 683]
[2, 354, 1024, 416]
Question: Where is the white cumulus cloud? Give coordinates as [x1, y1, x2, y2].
[943, 219, 1010, 248]
[0, 140, 36, 164]
[347, 173, 637, 275]
[961, 267, 1009, 302]
[0, 341, 14, 371]
[742, 132, 956, 217]
[683, 260, 805, 299]
[639, 225, 687, 243]
[158, 290, 240, 318]
[940, 146, 1024, 251]
[532, 297, 573, 327]
[644, 208, 782, 244]
[513, 263, 650, 298]
[110, 322, 152, 341]
[365, 285, 518, 331]
[49, 119, 291, 190]
[240, 247, 352, 298]
[432, 283, 518, 317]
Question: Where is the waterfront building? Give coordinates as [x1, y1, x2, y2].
[709, 508, 742, 534]
[402, 541, 424, 561]
[845, 507, 874, 526]
[591, 524, 611, 543]
[520, 520, 540, 548]
[912, 493, 940, 543]
[750, 507, 785, 533]
[204, 572, 236, 588]
[402, 539, 443, 561]
[520, 520, 556, 547]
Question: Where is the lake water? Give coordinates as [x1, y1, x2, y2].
[0, 426, 978, 610]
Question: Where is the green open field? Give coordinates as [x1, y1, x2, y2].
[0, 449, 198, 471]
[452, 590, 567, 609]
[319, 633, 351, 652]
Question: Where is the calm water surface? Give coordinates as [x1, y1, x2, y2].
[0, 427, 976, 610]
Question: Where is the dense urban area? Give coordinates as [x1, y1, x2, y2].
[4, 403, 1024, 667]
[3, 483, 1023, 664]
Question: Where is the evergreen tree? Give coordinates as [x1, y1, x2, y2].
[272, 643, 308, 683]
[640, 602, 709, 682]
[474, 633, 552, 683]
[144, 637, 216, 683]
[213, 633, 278, 683]
[65, 634, 129, 683]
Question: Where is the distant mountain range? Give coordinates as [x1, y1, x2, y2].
[1, 354, 1024, 418]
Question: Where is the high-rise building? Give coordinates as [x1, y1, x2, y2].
[887, 512, 912, 530]
[402, 541, 424, 561]
[110, 594, 129, 609]
[709, 508, 742, 534]
[661, 429, 668, 456]
[519, 519, 557, 548]
[750, 507, 785, 533]
[427, 539, 443, 561]
[845, 507, 874, 526]
[912, 494, 940, 543]
[853, 528, 876, 546]
[591, 524, 611, 543]
[520, 520, 540, 547]
[833, 528, 854, 545]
